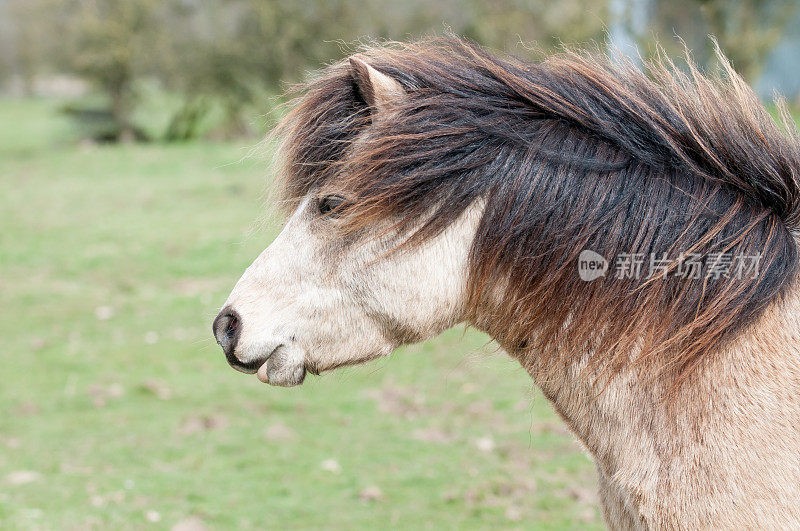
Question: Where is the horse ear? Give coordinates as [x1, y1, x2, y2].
[349, 56, 404, 113]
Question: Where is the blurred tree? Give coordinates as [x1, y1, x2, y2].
[697, 0, 797, 81]
[60, 0, 164, 141]
[646, 0, 798, 83]
[167, 0, 469, 138]
[464, 0, 608, 53]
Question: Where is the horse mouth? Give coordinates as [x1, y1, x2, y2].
[226, 345, 279, 375]
[227, 357, 263, 374]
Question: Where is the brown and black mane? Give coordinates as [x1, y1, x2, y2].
[275, 37, 800, 381]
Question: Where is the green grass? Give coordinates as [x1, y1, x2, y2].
[0, 98, 601, 530]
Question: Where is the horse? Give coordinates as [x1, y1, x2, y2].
[212, 37, 800, 528]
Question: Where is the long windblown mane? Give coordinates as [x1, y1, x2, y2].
[274, 37, 800, 381]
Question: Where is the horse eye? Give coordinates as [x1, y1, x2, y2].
[317, 195, 345, 217]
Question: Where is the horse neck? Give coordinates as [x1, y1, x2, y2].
[475, 278, 800, 512]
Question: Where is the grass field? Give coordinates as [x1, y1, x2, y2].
[0, 98, 602, 530]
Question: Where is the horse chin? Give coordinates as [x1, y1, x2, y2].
[254, 343, 307, 387]
[256, 358, 306, 387]
[255, 343, 396, 386]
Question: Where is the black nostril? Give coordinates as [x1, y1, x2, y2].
[213, 306, 242, 358]
[224, 313, 239, 339]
